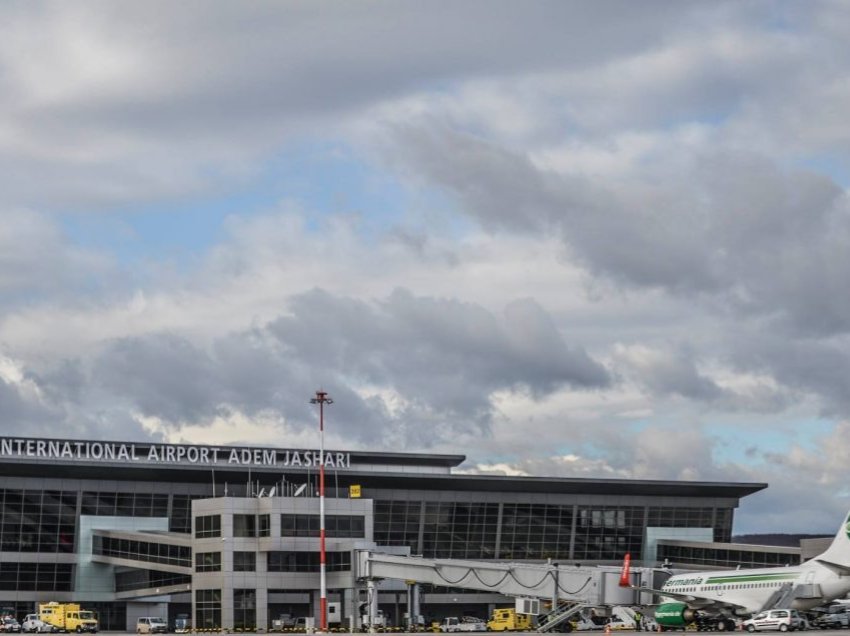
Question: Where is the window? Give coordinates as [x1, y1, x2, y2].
[195, 552, 221, 572]
[195, 515, 221, 539]
[258, 514, 270, 537]
[267, 551, 351, 572]
[195, 589, 221, 630]
[94, 536, 191, 568]
[233, 589, 256, 631]
[0, 563, 73, 591]
[280, 514, 365, 538]
[233, 552, 256, 572]
[233, 514, 256, 538]
[0, 489, 78, 553]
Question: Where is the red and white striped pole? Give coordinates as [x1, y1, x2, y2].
[311, 391, 333, 632]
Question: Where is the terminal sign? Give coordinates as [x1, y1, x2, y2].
[0, 437, 351, 469]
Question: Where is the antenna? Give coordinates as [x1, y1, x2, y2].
[257, 488, 266, 498]
[268, 486, 276, 497]
[293, 483, 307, 497]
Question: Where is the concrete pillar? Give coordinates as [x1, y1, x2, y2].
[256, 588, 268, 632]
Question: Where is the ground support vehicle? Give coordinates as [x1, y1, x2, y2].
[38, 603, 98, 634]
[439, 617, 486, 632]
[21, 615, 52, 634]
[742, 609, 804, 632]
[487, 609, 532, 632]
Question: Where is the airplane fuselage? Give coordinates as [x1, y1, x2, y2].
[662, 561, 850, 614]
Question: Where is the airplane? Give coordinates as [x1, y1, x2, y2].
[619, 509, 850, 632]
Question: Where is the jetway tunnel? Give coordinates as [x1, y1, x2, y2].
[355, 550, 669, 630]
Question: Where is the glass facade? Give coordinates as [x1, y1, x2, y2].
[93, 535, 192, 568]
[0, 489, 76, 552]
[267, 551, 352, 572]
[374, 501, 421, 549]
[115, 568, 191, 592]
[0, 562, 73, 591]
[422, 502, 499, 559]
[657, 543, 801, 569]
[81, 492, 169, 517]
[171, 495, 206, 533]
[501, 503, 571, 560]
[573, 505, 645, 561]
[376, 500, 735, 561]
[280, 514, 365, 538]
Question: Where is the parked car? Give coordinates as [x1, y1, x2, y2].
[815, 606, 850, 629]
[743, 609, 804, 632]
[1, 618, 22, 633]
[136, 617, 168, 634]
[21, 615, 52, 633]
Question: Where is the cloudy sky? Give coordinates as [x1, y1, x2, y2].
[2, 0, 850, 534]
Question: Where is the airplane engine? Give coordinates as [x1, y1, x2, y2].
[653, 603, 699, 628]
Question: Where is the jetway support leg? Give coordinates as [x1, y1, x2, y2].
[368, 579, 378, 634]
[413, 583, 421, 629]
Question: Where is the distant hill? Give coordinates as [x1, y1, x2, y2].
[732, 533, 831, 547]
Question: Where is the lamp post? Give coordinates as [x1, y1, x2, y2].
[310, 390, 333, 632]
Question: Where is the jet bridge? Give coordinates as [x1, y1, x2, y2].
[355, 550, 666, 630]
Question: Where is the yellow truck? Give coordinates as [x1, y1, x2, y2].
[39, 603, 98, 633]
[487, 608, 532, 632]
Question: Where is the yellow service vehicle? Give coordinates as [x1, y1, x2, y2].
[38, 603, 98, 633]
[487, 608, 532, 632]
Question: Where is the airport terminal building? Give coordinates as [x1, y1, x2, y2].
[0, 436, 769, 631]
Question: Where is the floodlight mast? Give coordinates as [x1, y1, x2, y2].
[310, 390, 333, 632]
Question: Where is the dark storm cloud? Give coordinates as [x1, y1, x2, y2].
[390, 126, 850, 338]
[628, 347, 725, 402]
[87, 288, 608, 445]
[269, 287, 609, 403]
[729, 333, 850, 418]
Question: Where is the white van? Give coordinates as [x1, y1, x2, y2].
[742, 609, 804, 632]
[136, 617, 168, 634]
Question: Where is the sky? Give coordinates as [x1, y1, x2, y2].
[1, 0, 850, 535]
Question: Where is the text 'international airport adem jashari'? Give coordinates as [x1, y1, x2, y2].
[0, 436, 806, 631]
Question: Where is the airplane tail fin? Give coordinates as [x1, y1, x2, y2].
[619, 553, 631, 587]
[813, 510, 850, 566]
